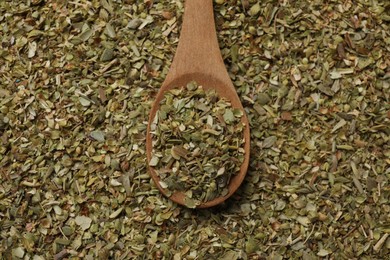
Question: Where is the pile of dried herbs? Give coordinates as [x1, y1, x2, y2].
[0, 0, 389, 259]
[149, 82, 245, 206]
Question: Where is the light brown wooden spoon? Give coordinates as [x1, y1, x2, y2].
[146, 0, 250, 208]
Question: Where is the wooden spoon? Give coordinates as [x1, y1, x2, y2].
[146, 0, 250, 208]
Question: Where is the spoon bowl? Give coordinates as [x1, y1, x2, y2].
[146, 0, 250, 208]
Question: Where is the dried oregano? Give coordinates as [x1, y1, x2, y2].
[149, 82, 245, 206]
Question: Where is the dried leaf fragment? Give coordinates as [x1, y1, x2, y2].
[105, 23, 116, 38]
[75, 216, 92, 231]
[28, 41, 37, 58]
[249, 3, 261, 16]
[90, 130, 105, 142]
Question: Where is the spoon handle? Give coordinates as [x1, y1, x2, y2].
[165, 0, 231, 87]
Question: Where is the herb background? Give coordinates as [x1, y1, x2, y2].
[0, 0, 389, 259]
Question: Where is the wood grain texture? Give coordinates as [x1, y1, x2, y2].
[146, 0, 250, 208]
